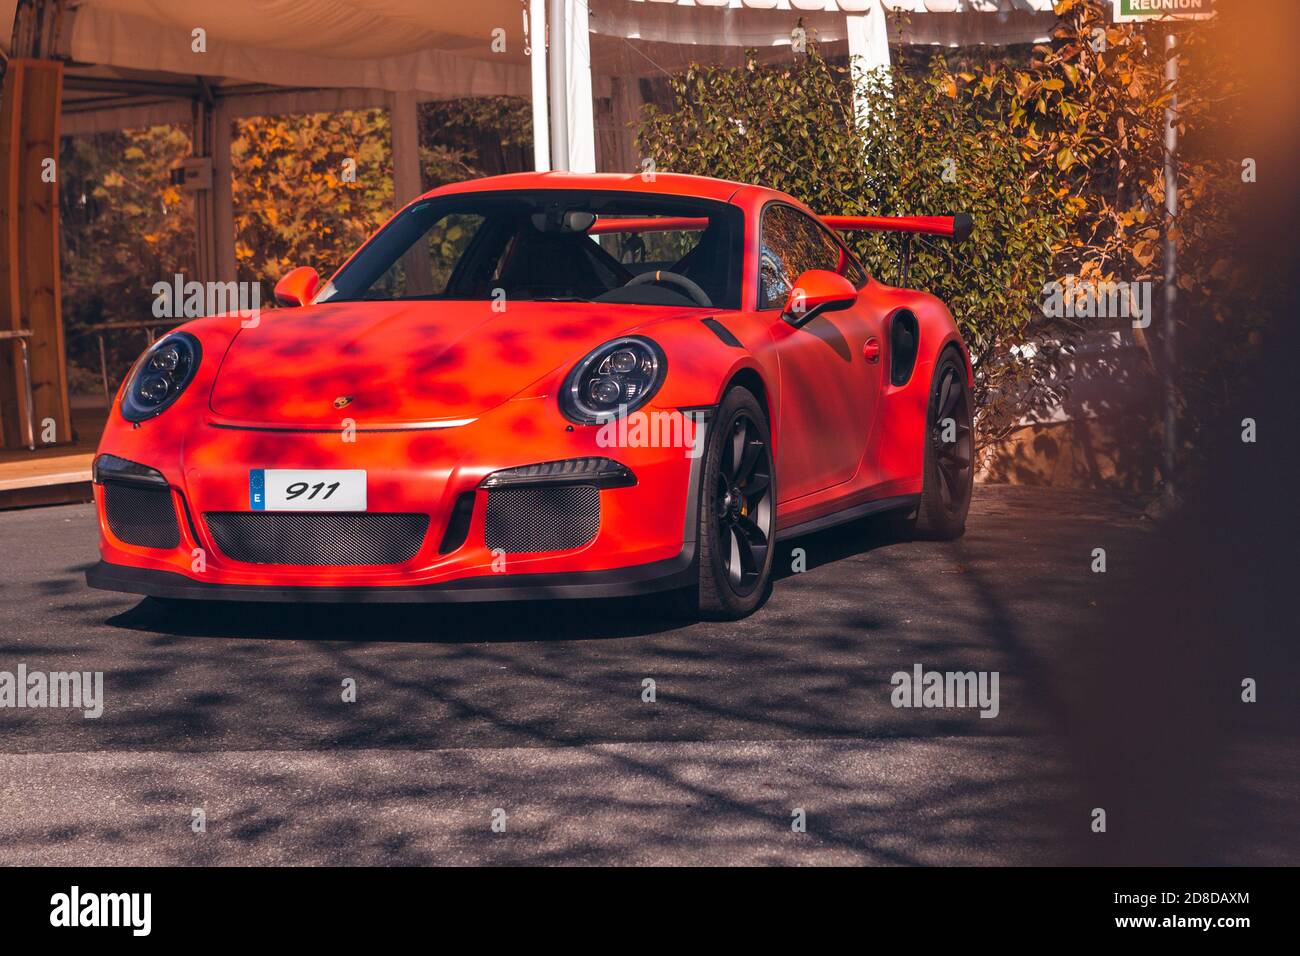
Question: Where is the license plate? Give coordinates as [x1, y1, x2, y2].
[249, 469, 367, 511]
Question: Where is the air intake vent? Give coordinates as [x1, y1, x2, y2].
[204, 512, 428, 565]
[485, 485, 600, 554]
[103, 482, 180, 549]
[438, 492, 476, 554]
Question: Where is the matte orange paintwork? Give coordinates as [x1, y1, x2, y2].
[93, 172, 970, 591]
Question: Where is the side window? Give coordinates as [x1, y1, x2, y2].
[758, 204, 845, 309]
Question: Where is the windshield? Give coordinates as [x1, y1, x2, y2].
[320, 190, 744, 310]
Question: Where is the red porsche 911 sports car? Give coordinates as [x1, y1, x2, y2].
[86, 172, 975, 620]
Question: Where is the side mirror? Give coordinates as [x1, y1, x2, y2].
[781, 269, 858, 328]
[273, 266, 320, 308]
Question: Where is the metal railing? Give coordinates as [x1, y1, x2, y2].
[0, 329, 36, 450]
[3, 320, 175, 453]
[89, 320, 177, 406]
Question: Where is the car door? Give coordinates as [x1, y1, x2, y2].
[759, 203, 882, 502]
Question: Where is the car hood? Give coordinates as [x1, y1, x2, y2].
[207, 299, 685, 426]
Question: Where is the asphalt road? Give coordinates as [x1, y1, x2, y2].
[0, 484, 1294, 865]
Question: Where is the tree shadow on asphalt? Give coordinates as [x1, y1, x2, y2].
[21, 484, 1290, 864]
[1, 737, 1075, 865]
[99, 514, 907, 645]
[38, 492, 1093, 759]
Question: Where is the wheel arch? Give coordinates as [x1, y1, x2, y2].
[723, 366, 772, 425]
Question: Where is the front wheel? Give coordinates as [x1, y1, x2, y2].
[680, 386, 776, 620]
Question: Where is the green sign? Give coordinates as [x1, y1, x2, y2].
[1113, 0, 1215, 22]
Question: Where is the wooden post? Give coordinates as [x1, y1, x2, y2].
[389, 89, 433, 295]
[190, 97, 218, 287]
[0, 58, 72, 450]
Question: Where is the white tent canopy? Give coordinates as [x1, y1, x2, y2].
[5, 0, 1058, 145]
[61, 0, 533, 99]
[2, 0, 1058, 281]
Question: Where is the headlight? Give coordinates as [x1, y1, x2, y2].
[121, 332, 202, 422]
[560, 336, 666, 424]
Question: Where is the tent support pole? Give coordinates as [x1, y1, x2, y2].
[547, 0, 568, 171]
[529, 0, 550, 172]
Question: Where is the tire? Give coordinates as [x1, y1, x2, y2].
[913, 348, 975, 540]
[678, 386, 777, 620]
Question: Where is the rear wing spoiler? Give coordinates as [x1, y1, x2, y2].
[821, 213, 972, 243]
[821, 213, 972, 286]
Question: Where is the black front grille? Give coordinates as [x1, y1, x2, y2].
[204, 512, 429, 565]
[103, 482, 180, 549]
[484, 485, 600, 553]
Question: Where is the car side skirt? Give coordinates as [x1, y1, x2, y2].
[775, 494, 920, 542]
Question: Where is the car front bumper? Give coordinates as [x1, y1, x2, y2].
[86, 397, 706, 602]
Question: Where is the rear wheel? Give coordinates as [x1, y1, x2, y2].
[681, 386, 776, 620]
[913, 349, 974, 539]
